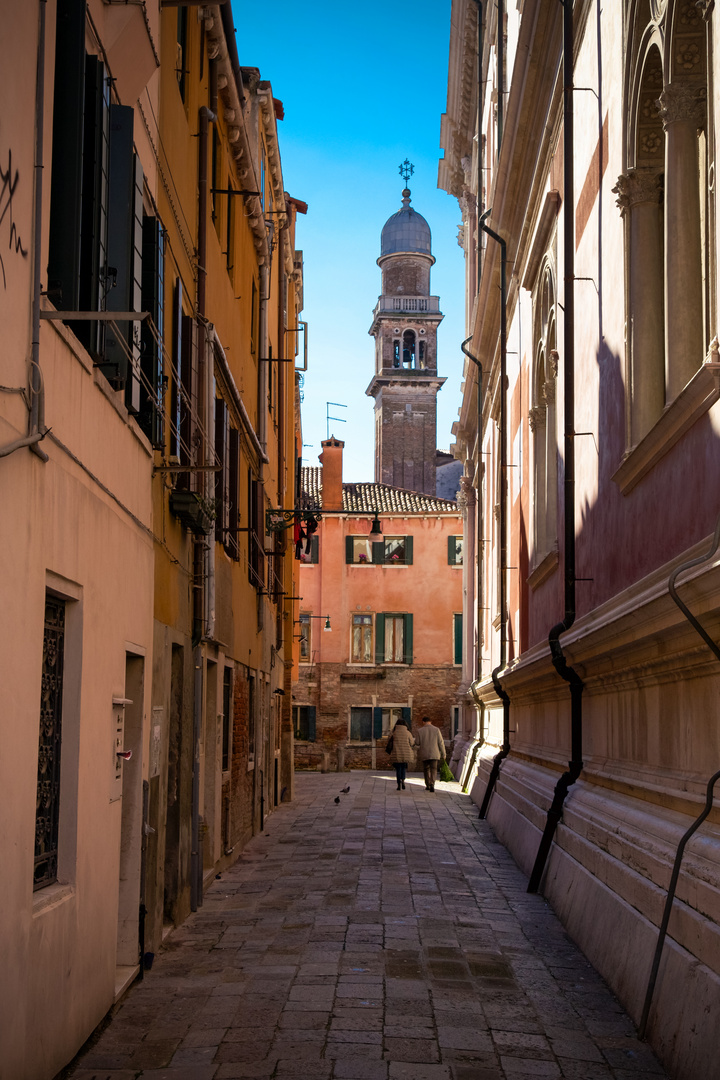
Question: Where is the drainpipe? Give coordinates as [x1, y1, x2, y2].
[476, 212, 510, 820]
[497, 0, 504, 155]
[527, 0, 584, 894]
[461, 337, 484, 708]
[2, 0, 49, 462]
[190, 101, 217, 912]
[258, 264, 270, 461]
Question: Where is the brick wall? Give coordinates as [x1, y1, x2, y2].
[293, 662, 461, 770]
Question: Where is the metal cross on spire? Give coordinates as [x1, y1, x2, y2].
[399, 159, 414, 184]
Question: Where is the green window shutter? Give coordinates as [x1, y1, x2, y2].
[404, 536, 413, 565]
[307, 707, 316, 742]
[448, 536, 456, 564]
[214, 398, 227, 545]
[403, 614, 413, 665]
[372, 541, 384, 564]
[140, 215, 165, 446]
[373, 707, 383, 739]
[375, 614, 385, 665]
[346, 536, 354, 563]
[47, 0, 86, 312]
[454, 613, 463, 665]
[310, 536, 319, 564]
[170, 278, 183, 460]
[401, 706, 411, 726]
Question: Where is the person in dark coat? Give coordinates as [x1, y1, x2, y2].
[414, 716, 446, 791]
[388, 718, 416, 790]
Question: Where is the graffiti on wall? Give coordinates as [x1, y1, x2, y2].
[0, 148, 29, 290]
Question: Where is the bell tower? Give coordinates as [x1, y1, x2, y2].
[367, 162, 445, 496]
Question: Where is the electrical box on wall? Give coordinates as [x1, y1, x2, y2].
[111, 697, 132, 801]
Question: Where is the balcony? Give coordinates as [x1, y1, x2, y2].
[373, 296, 440, 316]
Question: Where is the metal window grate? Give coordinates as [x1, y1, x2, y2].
[34, 596, 65, 891]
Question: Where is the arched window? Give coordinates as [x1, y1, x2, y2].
[393, 340, 400, 367]
[402, 330, 416, 368]
[529, 262, 558, 571]
[615, 2, 713, 461]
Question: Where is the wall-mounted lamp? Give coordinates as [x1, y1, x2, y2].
[295, 614, 332, 632]
[369, 512, 382, 538]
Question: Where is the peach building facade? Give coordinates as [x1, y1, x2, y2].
[292, 439, 463, 770]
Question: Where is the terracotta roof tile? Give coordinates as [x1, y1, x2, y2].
[299, 468, 458, 515]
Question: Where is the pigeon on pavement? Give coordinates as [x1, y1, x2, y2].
[334, 796, 341, 804]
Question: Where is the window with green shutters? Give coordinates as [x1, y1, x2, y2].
[345, 536, 413, 565]
[448, 536, 463, 565]
[293, 705, 316, 741]
[350, 707, 373, 741]
[453, 613, 463, 666]
[375, 614, 413, 664]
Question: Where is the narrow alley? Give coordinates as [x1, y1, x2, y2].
[63, 773, 667, 1080]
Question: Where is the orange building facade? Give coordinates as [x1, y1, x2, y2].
[292, 439, 463, 770]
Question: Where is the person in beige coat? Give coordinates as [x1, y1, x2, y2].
[387, 718, 416, 790]
[414, 716, 446, 792]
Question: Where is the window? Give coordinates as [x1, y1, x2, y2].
[293, 705, 316, 741]
[381, 706, 411, 735]
[299, 613, 311, 662]
[248, 474, 265, 590]
[35, 594, 65, 891]
[221, 667, 232, 773]
[351, 614, 373, 663]
[615, 9, 713, 465]
[448, 536, 463, 565]
[529, 261, 558, 568]
[375, 613, 413, 665]
[393, 340, 400, 367]
[418, 340, 426, 367]
[248, 673, 255, 760]
[299, 536, 319, 564]
[139, 216, 165, 446]
[453, 613, 463, 666]
[350, 707, 373, 741]
[345, 536, 413, 565]
[402, 329, 416, 368]
[176, 6, 188, 102]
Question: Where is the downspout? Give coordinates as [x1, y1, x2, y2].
[461, 336, 484, 706]
[4, 0, 49, 462]
[527, 0, 584, 894]
[191, 100, 217, 912]
[477, 213, 510, 820]
[497, 0, 504, 154]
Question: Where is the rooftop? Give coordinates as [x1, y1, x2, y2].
[300, 468, 458, 514]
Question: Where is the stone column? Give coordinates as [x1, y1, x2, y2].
[614, 168, 665, 443]
[657, 84, 706, 401]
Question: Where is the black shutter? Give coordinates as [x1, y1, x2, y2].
[404, 537, 413, 565]
[307, 706, 316, 742]
[346, 536, 354, 564]
[375, 614, 385, 665]
[105, 106, 143, 412]
[47, 0, 85, 312]
[140, 215, 164, 446]
[372, 541, 384, 565]
[170, 278, 183, 460]
[228, 427, 240, 560]
[403, 614, 414, 665]
[373, 707, 383, 739]
[178, 313, 197, 490]
[76, 54, 110, 358]
[454, 613, 463, 665]
[215, 398, 227, 545]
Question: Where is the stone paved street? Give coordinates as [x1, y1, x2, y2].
[63, 772, 667, 1080]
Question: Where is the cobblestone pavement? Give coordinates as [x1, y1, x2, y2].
[65, 771, 667, 1080]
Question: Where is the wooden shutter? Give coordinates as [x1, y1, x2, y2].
[47, 0, 85, 312]
[76, 54, 110, 358]
[345, 536, 354, 564]
[373, 707, 383, 740]
[403, 614, 413, 665]
[454, 613, 463, 665]
[401, 707, 412, 726]
[309, 536, 319, 564]
[140, 215, 164, 446]
[404, 536, 413, 565]
[372, 541, 384, 565]
[307, 707, 316, 742]
[179, 313, 198, 488]
[448, 536, 456, 564]
[170, 278, 183, 460]
[228, 427, 240, 559]
[375, 614, 385, 665]
[214, 398, 227, 544]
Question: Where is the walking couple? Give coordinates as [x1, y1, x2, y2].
[387, 716, 446, 792]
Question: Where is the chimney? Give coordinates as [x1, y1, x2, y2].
[318, 437, 344, 511]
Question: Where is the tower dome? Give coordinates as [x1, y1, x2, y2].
[380, 188, 433, 259]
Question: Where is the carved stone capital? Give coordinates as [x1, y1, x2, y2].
[656, 84, 706, 130]
[548, 350, 559, 378]
[528, 405, 545, 432]
[613, 168, 663, 213]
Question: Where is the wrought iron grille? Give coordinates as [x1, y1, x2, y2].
[34, 595, 65, 891]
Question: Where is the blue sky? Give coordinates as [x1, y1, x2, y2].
[234, 0, 465, 482]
